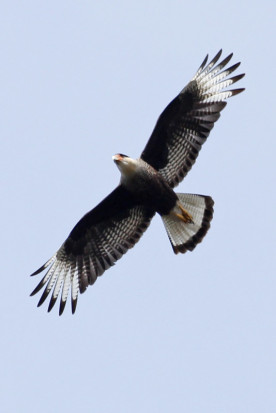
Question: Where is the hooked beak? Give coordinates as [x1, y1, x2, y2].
[112, 154, 122, 163]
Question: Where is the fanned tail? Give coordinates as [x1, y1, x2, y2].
[161, 193, 214, 253]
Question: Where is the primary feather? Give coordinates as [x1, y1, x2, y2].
[141, 49, 244, 187]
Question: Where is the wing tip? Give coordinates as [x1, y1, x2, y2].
[30, 264, 47, 277]
[230, 87, 246, 97]
[37, 289, 50, 308]
[59, 300, 66, 316]
[47, 296, 58, 313]
[71, 298, 78, 314]
[30, 255, 56, 276]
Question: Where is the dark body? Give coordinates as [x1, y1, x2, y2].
[65, 160, 177, 257]
[120, 158, 178, 215]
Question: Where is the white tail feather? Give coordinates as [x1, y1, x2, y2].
[161, 193, 214, 253]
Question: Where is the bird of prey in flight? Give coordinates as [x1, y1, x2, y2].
[30, 50, 244, 315]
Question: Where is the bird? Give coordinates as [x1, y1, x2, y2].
[30, 50, 245, 315]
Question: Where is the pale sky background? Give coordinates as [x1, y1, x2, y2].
[1, 1, 276, 412]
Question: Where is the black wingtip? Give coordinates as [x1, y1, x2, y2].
[30, 280, 45, 296]
[59, 300, 66, 316]
[230, 73, 245, 85]
[30, 264, 47, 277]
[230, 88, 246, 96]
[37, 288, 50, 307]
[198, 54, 209, 72]
[209, 49, 223, 66]
[71, 298, 77, 314]
[218, 52, 233, 69]
[30, 256, 55, 277]
[48, 296, 58, 313]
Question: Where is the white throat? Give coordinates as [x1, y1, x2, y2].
[112, 155, 138, 183]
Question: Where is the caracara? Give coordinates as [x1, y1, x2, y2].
[30, 50, 244, 315]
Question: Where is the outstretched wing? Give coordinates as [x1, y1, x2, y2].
[30, 185, 155, 315]
[141, 50, 245, 188]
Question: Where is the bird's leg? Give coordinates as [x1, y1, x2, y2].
[175, 202, 194, 224]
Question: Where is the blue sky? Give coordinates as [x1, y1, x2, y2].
[1, 1, 276, 412]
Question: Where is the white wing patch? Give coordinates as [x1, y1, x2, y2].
[30, 205, 154, 315]
[157, 50, 244, 188]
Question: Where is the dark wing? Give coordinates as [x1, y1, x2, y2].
[30, 185, 155, 315]
[141, 50, 245, 188]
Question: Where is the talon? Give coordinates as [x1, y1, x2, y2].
[174, 211, 194, 224]
[176, 202, 194, 224]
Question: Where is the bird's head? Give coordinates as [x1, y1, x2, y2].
[112, 154, 138, 180]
